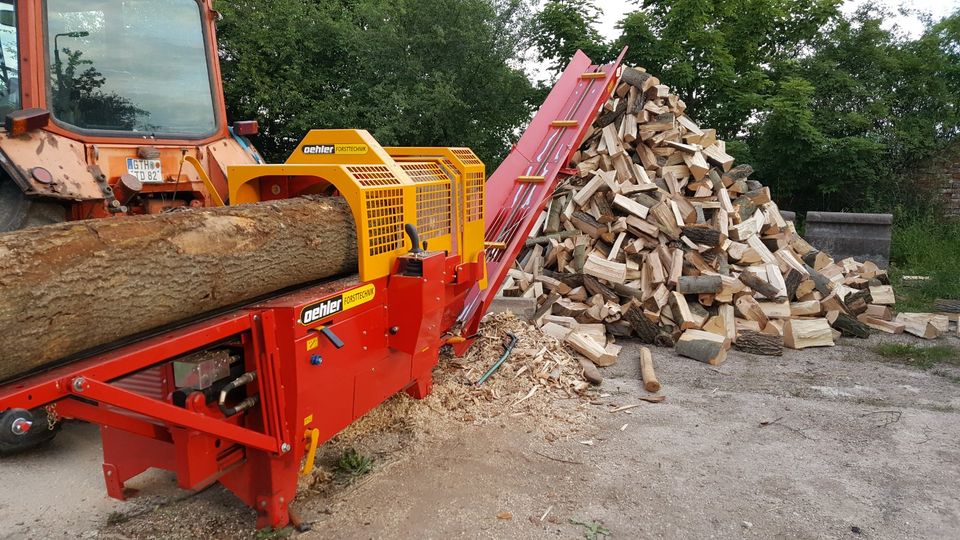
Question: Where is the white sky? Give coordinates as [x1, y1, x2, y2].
[594, 0, 959, 40]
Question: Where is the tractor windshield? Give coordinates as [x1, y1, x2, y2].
[0, 0, 19, 117]
[45, 0, 217, 137]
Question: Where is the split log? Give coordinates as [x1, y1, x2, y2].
[790, 300, 822, 317]
[677, 275, 723, 294]
[734, 331, 783, 356]
[583, 275, 619, 303]
[735, 295, 769, 327]
[869, 285, 896, 306]
[583, 255, 627, 283]
[670, 292, 701, 330]
[623, 302, 673, 346]
[639, 347, 661, 393]
[738, 272, 781, 300]
[826, 311, 871, 339]
[843, 288, 872, 315]
[864, 304, 893, 321]
[0, 196, 358, 382]
[783, 319, 834, 349]
[681, 226, 724, 247]
[895, 313, 942, 340]
[758, 300, 791, 319]
[566, 332, 618, 367]
[857, 314, 905, 334]
[675, 330, 730, 365]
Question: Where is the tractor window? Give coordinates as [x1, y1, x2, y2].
[45, 0, 217, 137]
[0, 0, 20, 117]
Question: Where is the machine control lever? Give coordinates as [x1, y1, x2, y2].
[404, 224, 425, 254]
[320, 326, 345, 349]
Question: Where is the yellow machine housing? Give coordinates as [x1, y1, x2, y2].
[227, 130, 486, 286]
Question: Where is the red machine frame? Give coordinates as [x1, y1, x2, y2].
[0, 50, 624, 530]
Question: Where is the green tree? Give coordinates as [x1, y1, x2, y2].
[532, 0, 960, 216]
[531, 0, 609, 75]
[216, 0, 538, 167]
[615, 0, 841, 137]
[748, 8, 960, 214]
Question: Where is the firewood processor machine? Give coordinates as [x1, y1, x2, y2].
[0, 4, 626, 528]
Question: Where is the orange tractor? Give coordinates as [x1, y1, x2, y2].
[0, 0, 262, 233]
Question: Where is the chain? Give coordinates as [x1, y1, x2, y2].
[45, 404, 60, 431]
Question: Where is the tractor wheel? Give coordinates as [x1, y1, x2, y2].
[0, 177, 66, 232]
[0, 408, 60, 455]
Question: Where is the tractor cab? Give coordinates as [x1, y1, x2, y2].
[0, 0, 261, 232]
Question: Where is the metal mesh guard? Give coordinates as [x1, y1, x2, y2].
[452, 148, 483, 167]
[465, 171, 484, 222]
[400, 162, 453, 242]
[365, 188, 405, 256]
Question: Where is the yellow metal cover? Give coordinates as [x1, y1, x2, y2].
[226, 131, 483, 286]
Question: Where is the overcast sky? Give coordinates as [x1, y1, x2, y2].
[594, 0, 959, 39]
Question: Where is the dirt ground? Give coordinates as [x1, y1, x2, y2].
[2, 329, 959, 540]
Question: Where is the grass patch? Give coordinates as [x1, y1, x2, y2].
[570, 519, 611, 540]
[889, 218, 960, 312]
[335, 448, 373, 481]
[873, 343, 960, 370]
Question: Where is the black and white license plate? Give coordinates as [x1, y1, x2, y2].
[126, 158, 163, 184]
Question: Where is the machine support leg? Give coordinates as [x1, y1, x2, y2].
[405, 375, 433, 400]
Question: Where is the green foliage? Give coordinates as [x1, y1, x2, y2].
[335, 448, 373, 480]
[570, 518, 611, 540]
[532, 0, 960, 217]
[749, 8, 960, 214]
[873, 343, 959, 370]
[888, 218, 960, 312]
[532, 1, 609, 74]
[216, 0, 538, 166]
[615, 0, 841, 137]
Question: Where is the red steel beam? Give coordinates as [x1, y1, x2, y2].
[69, 377, 280, 453]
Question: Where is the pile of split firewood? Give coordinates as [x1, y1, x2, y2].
[507, 66, 952, 368]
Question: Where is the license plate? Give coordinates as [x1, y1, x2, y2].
[126, 158, 163, 184]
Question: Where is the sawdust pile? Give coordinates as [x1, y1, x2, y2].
[297, 313, 596, 494]
[333, 312, 593, 445]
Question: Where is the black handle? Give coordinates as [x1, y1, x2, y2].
[404, 224, 423, 254]
[320, 326, 345, 349]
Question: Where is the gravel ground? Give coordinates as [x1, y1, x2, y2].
[1, 331, 958, 539]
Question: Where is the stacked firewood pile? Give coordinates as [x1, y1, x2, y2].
[506, 66, 947, 369]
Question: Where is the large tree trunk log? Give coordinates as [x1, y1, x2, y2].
[0, 196, 357, 381]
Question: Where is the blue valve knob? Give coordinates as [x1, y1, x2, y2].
[310, 355, 323, 366]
